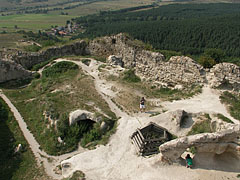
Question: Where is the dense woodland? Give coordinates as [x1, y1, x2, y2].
[73, 3, 240, 64]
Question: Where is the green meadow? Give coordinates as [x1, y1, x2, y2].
[0, 14, 77, 32]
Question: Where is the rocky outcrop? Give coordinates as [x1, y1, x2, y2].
[107, 55, 124, 67]
[208, 63, 240, 91]
[90, 34, 205, 88]
[159, 124, 240, 163]
[69, 110, 99, 126]
[0, 59, 32, 83]
[12, 40, 88, 69]
[88, 33, 165, 68]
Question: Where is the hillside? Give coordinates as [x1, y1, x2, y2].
[0, 33, 240, 179]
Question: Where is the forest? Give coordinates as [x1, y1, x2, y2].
[73, 3, 240, 64]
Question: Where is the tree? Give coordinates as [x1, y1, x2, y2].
[204, 48, 225, 64]
[199, 55, 216, 68]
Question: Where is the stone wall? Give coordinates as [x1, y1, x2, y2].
[136, 56, 205, 88]
[0, 59, 32, 83]
[12, 40, 88, 69]
[1, 33, 240, 91]
[208, 63, 240, 91]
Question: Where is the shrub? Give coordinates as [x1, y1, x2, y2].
[42, 61, 78, 78]
[122, 69, 141, 83]
[198, 55, 216, 68]
[81, 127, 102, 147]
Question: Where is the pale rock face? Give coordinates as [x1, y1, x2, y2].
[69, 110, 98, 126]
[208, 63, 240, 91]
[12, 41, 88, 69]
[159, 124, 240, 163]
[0, 59, 32, 83]
[170, 110, 188, 129]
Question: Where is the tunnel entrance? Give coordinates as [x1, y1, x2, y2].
[131, 122, 173, 156]
[77, 119, 95, 135]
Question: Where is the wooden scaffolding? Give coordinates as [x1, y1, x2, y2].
[131, 122, 171, 156]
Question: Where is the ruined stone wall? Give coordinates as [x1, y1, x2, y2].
[0, 59, 32, 83]
[208, 63, 240, 91]
[1, 33, 240, 91]
[12, 40, 88, 69]
[136, 56, 205, 88]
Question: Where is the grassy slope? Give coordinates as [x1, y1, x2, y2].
[0, 97, 50, 180]
[2, 61, 116, 155]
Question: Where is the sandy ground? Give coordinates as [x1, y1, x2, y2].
[1, 58, 239, 180]
[60, 59, 240, 180]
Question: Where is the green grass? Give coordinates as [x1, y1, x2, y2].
[0, 14, 76, 32]
[3, 61, 116, 155]
[62, 170, 85, 180]
[42, 61, 79, 78]
[0, 98, 50, 180]
[0, 33, 23, 48]
[216, 113, 234, 124]
[122, 69, 141, 83]
[187, 114, 213, 136]
[220, 91, 240, 121]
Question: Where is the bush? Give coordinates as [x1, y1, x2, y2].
[81, 127, 102, 147]
[122, 69, 141, 83]
[42, 61, 78, 78]
[198, 55, 216, 68]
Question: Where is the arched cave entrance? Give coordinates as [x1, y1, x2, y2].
[77, 119, 95, 135]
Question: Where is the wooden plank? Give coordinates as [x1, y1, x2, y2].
[134, 135, 143, 148]
[132, 138, 140, 151]
[133, 136, 142, 149]
[136, 133, 145, 144]
[137, 128, 145, 141]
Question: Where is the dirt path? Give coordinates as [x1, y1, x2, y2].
[162, 86, 239, 124]
[1, 58, 239, 180]
[60, 59, 239, 180]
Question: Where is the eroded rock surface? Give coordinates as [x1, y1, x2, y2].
[0, 59, 32, 83]
[69, 109, 99, 126]
[208, 63, 240, 91]
[159, 124, 240, 163]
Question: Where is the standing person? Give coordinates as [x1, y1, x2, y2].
[140, 97, 145, 113]
[185, 154, 193, 168]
